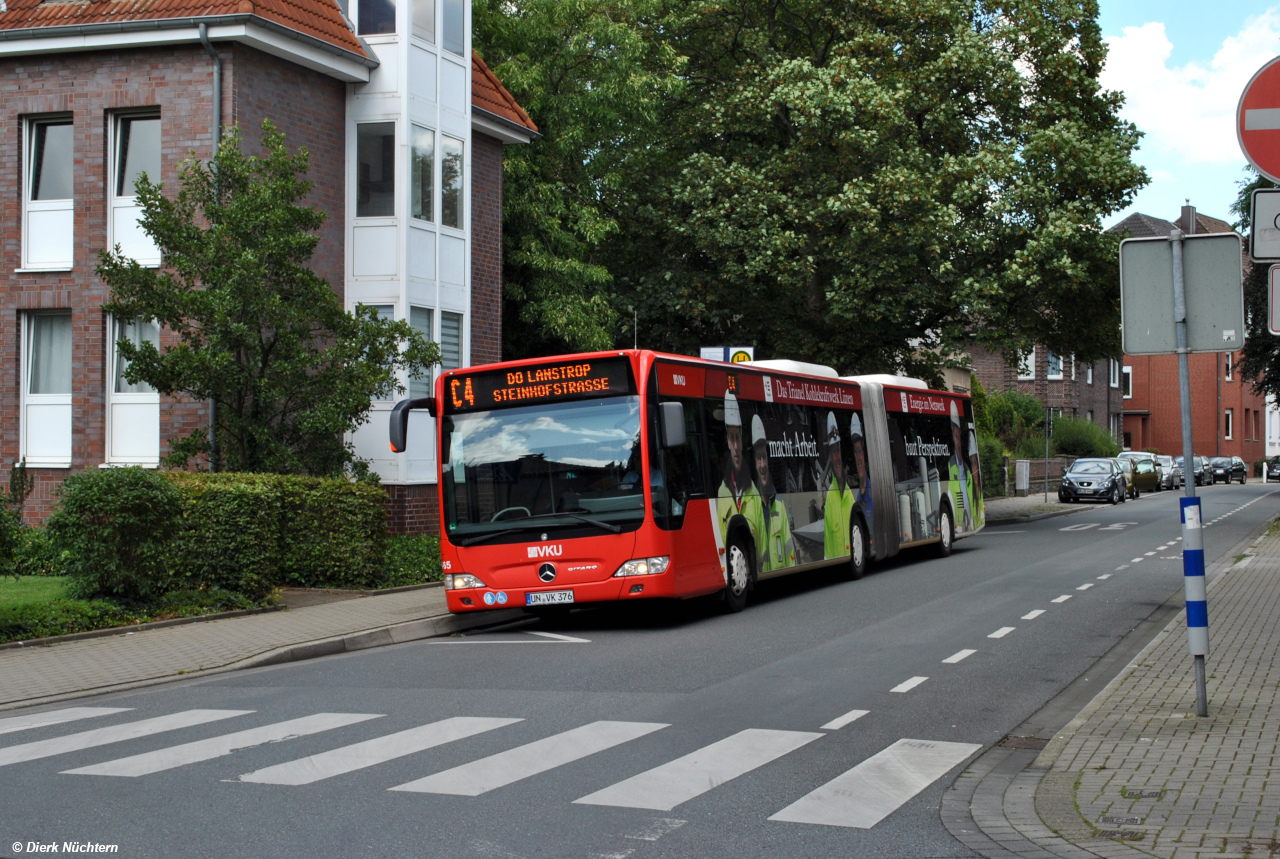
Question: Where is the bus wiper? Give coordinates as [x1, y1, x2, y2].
[451, 528, 527, 547]
[522, 512, 623, 534]
[451, 513, 622, 547]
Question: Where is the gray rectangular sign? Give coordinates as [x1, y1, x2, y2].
[1252, 188, 1280, 261]
[1120, 233, 1243, 355]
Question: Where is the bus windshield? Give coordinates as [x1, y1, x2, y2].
[441, 395, 645, 544]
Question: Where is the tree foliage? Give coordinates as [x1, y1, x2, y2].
[98, 122, 438, 476]
[478, 0, 1145, 376]
[1234, 166, 1278, 396]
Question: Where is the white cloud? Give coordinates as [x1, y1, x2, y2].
[1101, 9, 1280, 164]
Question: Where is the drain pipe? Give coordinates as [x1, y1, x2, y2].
[198, 22, 221, 471]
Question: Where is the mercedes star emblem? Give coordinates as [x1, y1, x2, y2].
[538, 563, 557, 583]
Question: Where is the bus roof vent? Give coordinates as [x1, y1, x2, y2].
[749, 359, 839, 378]
[841, 373, 930, 389]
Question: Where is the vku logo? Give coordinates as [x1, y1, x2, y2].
[527, 544, 564, 559]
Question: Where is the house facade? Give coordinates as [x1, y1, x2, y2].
[0, 0, 536, 527]
[967, 347, 1125, 441]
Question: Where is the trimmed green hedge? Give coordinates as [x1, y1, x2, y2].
[978, 433, 1005, 498]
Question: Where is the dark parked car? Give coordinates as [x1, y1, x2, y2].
[1267, 456, 1280, 483]
[1059, 458, 1126, 504]
[1175, 455, 1210, 486]
[1155, 455, 1180, 489]
[1210, 456, 1247, 484]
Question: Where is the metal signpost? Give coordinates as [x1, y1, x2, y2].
[1119, 232, 1243, 718]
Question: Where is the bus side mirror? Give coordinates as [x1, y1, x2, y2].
[659, 401, 687, 447]
[389, 397, 437, 453]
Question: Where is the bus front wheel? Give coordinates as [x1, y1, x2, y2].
[935, 507, 954, 558]
[723, 536, 752, 613]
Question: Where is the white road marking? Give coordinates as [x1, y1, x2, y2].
[574, 729, 822, 811]
[1097, 574, 1112, 580]
[890, 677, 928, 693]
[238, 717, 521, 785]
[1059, 523, 1099, 531]
[0, 708, 131, 737]
[0, 710, 251, 768]
[942, 649, 977, 664]
[390, 721, 668, 796]
[1076, 583, 1094, 591]
[1144, 552, 1157, 556]
[623, 819, 687, 841]
[1021, 610, 1045, 620]
[769, 738, 981, 829]
[64, 713, 381, 777]
[1051, 595, 1072, 603]
[526, 631, 591, 642]
[988, 627, 1015, 639]
[820, 709, 870, 731]
[1116, 565, 1129, 570]
[1131, 558, 1144, 563]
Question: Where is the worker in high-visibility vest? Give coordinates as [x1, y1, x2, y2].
[968, 428, 984, 529]
[717, 391, 762, 547]
[751, 414, 793, 571]
[949, 401, 974, 531]
[823, 411, 855, 560]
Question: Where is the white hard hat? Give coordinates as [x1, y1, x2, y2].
[724, 391, 741, 427]
[751, 414, 767, 447]
[827, 411, 839, 443]
[950, 400, 961, 428]
[849, 412, 862, 439]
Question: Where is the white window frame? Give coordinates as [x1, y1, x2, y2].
[355, 121, 398, 219]
[1122, 366, 1132, 399]
[21, 115, 75, 271]
[1046, 350, 1063, 380]
[1086, 365, 1093, 385]
[105, 315, 162, 467]
[108, 112, 162, 268]
[1016, 347, 1035, 381]
[1224, 408, 1234, 440]
[1110, 359, 1120, 388]
[410, 125, 435, 224]
[20, 311, 73, 467]
[1070, 356, 1076, 380]
[1224, 352, 1233, 381]
[439, 309, 466, 371]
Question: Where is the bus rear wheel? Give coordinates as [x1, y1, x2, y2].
[847, 518, 868, 580]
[935, 507, 954, 558]
[723, 535, 752, 613]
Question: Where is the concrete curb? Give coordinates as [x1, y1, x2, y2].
[0, 606, 525, 712]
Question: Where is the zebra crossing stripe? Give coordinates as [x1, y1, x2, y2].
[0, 710, 252, 768]
[389, 721, 668, 796]
[0, 708, 132, 737]
[62, 713, 382, 777]
[574, 729, 823, 811]
[769, 738, 981, 828]
[238, 717, 523, 785]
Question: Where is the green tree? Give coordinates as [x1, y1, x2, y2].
[98, 122, 438, 476]
[606, 0, 1145, 377]
[1233, 166, 1277, 395]
[473, 0, 684, 358]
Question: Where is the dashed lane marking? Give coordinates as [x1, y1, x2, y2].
[1052, 595, 1072, 603]
[942, 649, 977, 664]
[1021, 610, 1045, 620]
[890, 677, 929, 693]
[1076, 584, 1094, 591]
[988, 627, 1015, 639]
[820, 709, 869, 731]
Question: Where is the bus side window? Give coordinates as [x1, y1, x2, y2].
[681, 397, 708, 499]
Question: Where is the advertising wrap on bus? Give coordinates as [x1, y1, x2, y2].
[394, 350, 983, 614]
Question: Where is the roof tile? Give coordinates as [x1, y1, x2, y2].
[472, 51, 537, 134]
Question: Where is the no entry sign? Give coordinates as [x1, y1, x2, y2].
[1239, 56, 1280, 182]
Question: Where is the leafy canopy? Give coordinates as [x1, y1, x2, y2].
[1233, 166, 1278, 397]
[98, 122, 438, 476]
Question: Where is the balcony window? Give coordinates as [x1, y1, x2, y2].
[441, 136, 463, 229]
[357, 123, 396, 218]
[409, 306, 434, 398]
[111, 114, 162, 267]
[411, 126, 434, 222]
[412, 0, 434, 41]
[23, 117, 74, 270]
[359, 0, 395, 35]
[440, 311, 463, 370]
[442, 0, 464, 55]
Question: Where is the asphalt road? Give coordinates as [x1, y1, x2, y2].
[2, 482, 1277, 859]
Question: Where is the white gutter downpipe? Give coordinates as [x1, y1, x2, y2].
[199, 22, 221, 471]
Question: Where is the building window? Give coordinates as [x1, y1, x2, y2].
[1122, 366, 1132, 399]
[1016, 347, 1035, 380]
[440, 311, 464, 370]
[440, 136, 463, 229]
[110, 113, 162, 267]
[23, 117, 74, 270]
[1071, 356, 1076, 380]
[107, 317, 161, 465]
[356, 123, 396, 218]
[1224, 352, 1233, 381]
[1110, 359, 1120, 388]
[409, 306, 433, 398]
[1086, 410, 1094, 423]
[1086, 365, 1093, 385]
[1047, 351, 1063, 380]
[412, 0, 434, 41]
[21, 311, 73, 466]
[411, 126, 434, 223]
[442, 0, 464, 55]
[1224, 408, 1234, 440]
[359, 0, 395, 35]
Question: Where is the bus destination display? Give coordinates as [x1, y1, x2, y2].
[445, 357, 633, 412]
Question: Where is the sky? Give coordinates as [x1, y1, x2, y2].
[1096, 0, 1280, 228]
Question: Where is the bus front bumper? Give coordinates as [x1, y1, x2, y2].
[445, 573, 679, 612]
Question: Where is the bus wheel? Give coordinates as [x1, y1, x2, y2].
[847, 518, 869, 580]
[723, 536, 752, 613]
[935, 507, 954, 558]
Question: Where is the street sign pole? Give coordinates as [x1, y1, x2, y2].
[1171, 229, 1209, 717]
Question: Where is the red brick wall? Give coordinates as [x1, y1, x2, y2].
[385, 483, 441, 536]
[0, 44, 345, 522]
[470, 131, 503, 368]
[968, 346, 1122, 433]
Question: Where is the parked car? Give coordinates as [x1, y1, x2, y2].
[1059, 458, 1126, 504]
[1129, 457, 1160, 494]
[1175, 455, 1210, 486]
[1113, 457, 1140, 499]
[1119, 452, 1162, 492]
[1209, 456, 1247, 484]
[1267, 456, 1280, 483]
[1155, 455, 1180, 489]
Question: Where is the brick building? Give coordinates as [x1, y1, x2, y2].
[0, 0, 537, 528]
[967, 346, 1124, 440]
[1113, 207, 1265, 463]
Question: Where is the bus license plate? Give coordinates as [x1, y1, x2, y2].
[526, 590, 574, 606]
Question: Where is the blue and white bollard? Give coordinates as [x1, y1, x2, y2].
[1180, 496, 1209, 716]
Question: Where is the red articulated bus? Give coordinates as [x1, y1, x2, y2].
[390, 350, 984, 615]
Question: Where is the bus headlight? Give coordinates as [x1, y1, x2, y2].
[613, 557, 670, 577]
[445, 573, 486, 590]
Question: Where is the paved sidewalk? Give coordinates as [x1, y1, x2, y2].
[985, 493, 1078, 524]
[0, 586, 521, 711]
[955, 514, 1280, 858]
